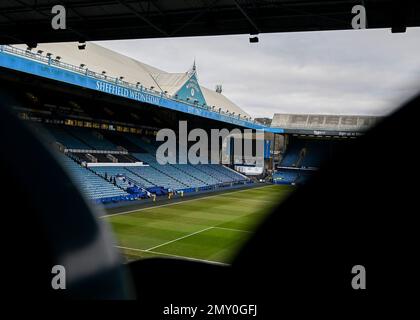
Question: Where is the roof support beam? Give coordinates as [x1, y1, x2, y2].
[117, 0, 169, 37]
[11, 0, 92, 41]
[232, 0, 261, 34]
[170, 0, 221, 37]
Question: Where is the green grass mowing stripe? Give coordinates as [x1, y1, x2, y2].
[146, 226, 214, 251]
[106, 185, 293, 264]
[149, 227, 252, 264]
[104, 184, 280, 218]
[219, 195, 278, 203]
[110, 207, 253, 231]
[110, 195, 282, 252]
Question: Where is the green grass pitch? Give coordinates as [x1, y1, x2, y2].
[105, 185, 293, 265]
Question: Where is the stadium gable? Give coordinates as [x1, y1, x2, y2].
[14, 42, 251, 120]
[175, 70, 207, 106]
[151, 72, 189, 95]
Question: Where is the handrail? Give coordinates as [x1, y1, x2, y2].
[1, 44, 257, 125]
[64, 148, 128, 154]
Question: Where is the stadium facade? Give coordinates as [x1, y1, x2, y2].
[1, 43, 265, 129]
[0, 42, 381, 205]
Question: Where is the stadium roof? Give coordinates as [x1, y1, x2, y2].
[271, 113, 383, 132]
[2, 1, 420, 45]
[14, 42, 251, 118]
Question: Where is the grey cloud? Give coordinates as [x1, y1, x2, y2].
[95, 28, 420, 118]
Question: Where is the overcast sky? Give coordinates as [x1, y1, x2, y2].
[95, 28, 420, 118]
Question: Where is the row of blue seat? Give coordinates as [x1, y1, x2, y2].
[273, 171, 298, 184]
[281, 139, 331, 168]
[273, 169, 314, 185]
[46, 125, 249, 203]
[59, 154, 130, 200]
[46, 125, 119, 150]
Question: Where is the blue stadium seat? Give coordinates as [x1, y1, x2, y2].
[58, 154, 130, 201]
[51, 130, 250, 201]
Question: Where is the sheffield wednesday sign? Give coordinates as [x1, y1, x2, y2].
[96, 81, 161, 105]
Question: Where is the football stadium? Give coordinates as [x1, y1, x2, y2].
[1, 0, 420, 310]
[0, 42, 381, 265]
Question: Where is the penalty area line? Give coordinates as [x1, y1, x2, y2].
[115, 245, 228, 266]
[115, 226, 250, 266]
[212, 226, 252, 233]
[145, 226, 213, 251]
[145, 225, 251, 253]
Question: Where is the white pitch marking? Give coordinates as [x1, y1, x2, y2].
[115, 245, 228, 266]
[115, 226, 250, 266]
[212, 226, 252, 233]
[145, 226, 214, 251]
[103, 185, 273, 218]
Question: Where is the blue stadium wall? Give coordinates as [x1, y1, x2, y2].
[0, 48, 283, 133]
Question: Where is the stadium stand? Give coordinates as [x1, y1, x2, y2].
[280, 139, 304, 167]
[209, 164, 247, 181]
[275, 137, 333, 184]
[65, 127, 118, 150]
[102, 132, 147, 153]
[173, 164, 220, 185]
[195, 164, 232, 183]
[280, 138, 333, 168]
[300, 142, 330, 168]
[46, 125, 250, 204]
[271, 113, 381, 131]
[127, 134, 248, 189]
[272, 170, 298, 184]
[125, 135, 157, 154]
[272, 169, 314, 185]
[69, 153, 93, 163]
[12, 42, 253, 123]
[59, 154, 132, 203]
[135, 153, 208, 189]
[46, 125, 90, 149]
[0, 41, 253, 205]
[91, 167, 138, 189]
[112, 154, 138, 163]
[129, 162, 187, 191]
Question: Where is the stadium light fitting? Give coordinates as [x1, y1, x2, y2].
[249, 36, 259, 43]
[78, 41, 86, 50]
[28, 42, 38, 48]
